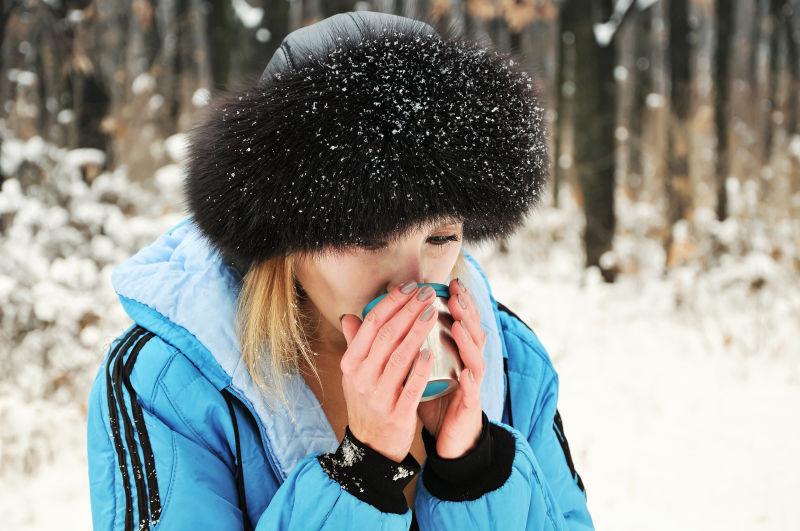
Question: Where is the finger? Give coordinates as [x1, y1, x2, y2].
[459, 368, 482, 410]
[448, 278, 486, 350]
[453, 319, 486, 382]
[339, 313, 363, 373]
[360, 285, 437, 380]
[375, 304, 439, 399]
[448, 277, 483, 340]
[342, 280, 419, 367]
[395, 347, 434, 416]
[340, 313, 361, 346]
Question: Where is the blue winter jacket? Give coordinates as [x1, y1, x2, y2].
[86, 216, 594, 530]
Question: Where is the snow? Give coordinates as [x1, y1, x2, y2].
[0, 130, 184, 528]
[636, 0, 659, 10]
[192, 87, 211, 107]
[64, 147, 105, 169]
[469, 191, 800, 530]
[57, 109, 74, 125]
[8, 69, 37, 87]
[594, 0, 636, 47]
[131, 72, 156, 95]
[231, 0, 264, 29]
[593, 22, 617, 48]
[256, 28, 272, 43]
[789, 134, 800, 159]
[1, 128, 798, 530]
[164, 133, 188, 163]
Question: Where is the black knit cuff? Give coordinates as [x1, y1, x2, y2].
[420, 411, 516, 501]
[317, 425, 421, 514]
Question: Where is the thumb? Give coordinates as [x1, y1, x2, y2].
[339, 313, 362, 346]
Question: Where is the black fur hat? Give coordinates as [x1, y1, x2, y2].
[183, 11, 549, 274]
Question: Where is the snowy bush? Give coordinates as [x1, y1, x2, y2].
[0, 133, 184, 475]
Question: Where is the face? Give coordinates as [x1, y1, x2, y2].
[294, 218, 464, 354]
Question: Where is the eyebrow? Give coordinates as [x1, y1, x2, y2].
[422, 217, 462, 229]
[363, 218, 462, 245]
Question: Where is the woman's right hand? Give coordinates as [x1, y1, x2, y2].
[339, 280, 439, 463]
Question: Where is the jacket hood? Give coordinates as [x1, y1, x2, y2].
[110, 216, 506, 480]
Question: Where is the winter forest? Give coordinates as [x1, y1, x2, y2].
[1, 0, 799, 529]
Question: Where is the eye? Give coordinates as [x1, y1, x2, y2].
[358, 240, 388, 253]
[357, 233, 460, 252]
[427, 234, 460, 246]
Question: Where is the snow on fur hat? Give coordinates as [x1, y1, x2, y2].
[183, 11, 549, 274]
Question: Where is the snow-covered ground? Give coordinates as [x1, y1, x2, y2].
[2, 134, 798, 530]
[471, 190, 800, 530]
[475, 248, 800, 530]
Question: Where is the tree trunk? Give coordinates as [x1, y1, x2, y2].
[629, 5, 653, 202]
[714, 0, 735, 221]
[783, 0, 800, 138]
[207, 0, 233, 90]
[763, 0, 783, 167]
[552, 13, 574, 209]
[665, 0, 693, 269]
[562, 0, 618, 282]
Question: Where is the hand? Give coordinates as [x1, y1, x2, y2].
[417, 277, 487, 459]
[339, 281, 439, 462]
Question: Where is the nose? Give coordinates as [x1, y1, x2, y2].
[382, 241, 426, 293]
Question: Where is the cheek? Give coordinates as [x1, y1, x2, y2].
[301, 256, 386, 316]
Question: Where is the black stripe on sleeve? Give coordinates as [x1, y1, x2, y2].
[105, 326, 147, 531]
[121, 328, 161, 523]
[554, 408, 586, 493]
[105, 325, 161, 530]
[503, 356, 515, 429]
[111, 327, 155, 530]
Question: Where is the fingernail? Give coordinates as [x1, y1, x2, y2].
[457, 294, 467, 309]
[417, 286, 434, 301]
[339, 313, 346, 324]
[419, 305, 435, 321]
[400, 280, 417, 294]
[468, 368, 475, 383]
[460, 320, 470, 339]
[457, 278, 466, 292]
[421, 347, 431, 360]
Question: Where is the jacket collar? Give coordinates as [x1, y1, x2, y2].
[111, 216, 505, 481]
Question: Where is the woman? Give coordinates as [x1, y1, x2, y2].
[87, 11, 594, 531]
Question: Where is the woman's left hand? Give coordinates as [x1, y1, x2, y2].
[417, 277, 486, 458]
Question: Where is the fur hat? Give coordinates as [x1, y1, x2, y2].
[183, 11, 549, 274]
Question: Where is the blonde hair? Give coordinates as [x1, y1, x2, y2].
[235, 249, 469, 414]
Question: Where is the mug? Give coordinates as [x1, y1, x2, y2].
[361, 282, 462, 401]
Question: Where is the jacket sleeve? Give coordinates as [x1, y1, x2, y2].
[258, 425, 422, 530]
[412, 308, 594, 530]
[87, 325, 419, 531]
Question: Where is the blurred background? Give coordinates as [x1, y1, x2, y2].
[1, 0, 798, 529]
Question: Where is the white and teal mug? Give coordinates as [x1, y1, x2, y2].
[361, 282, 462, 401]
